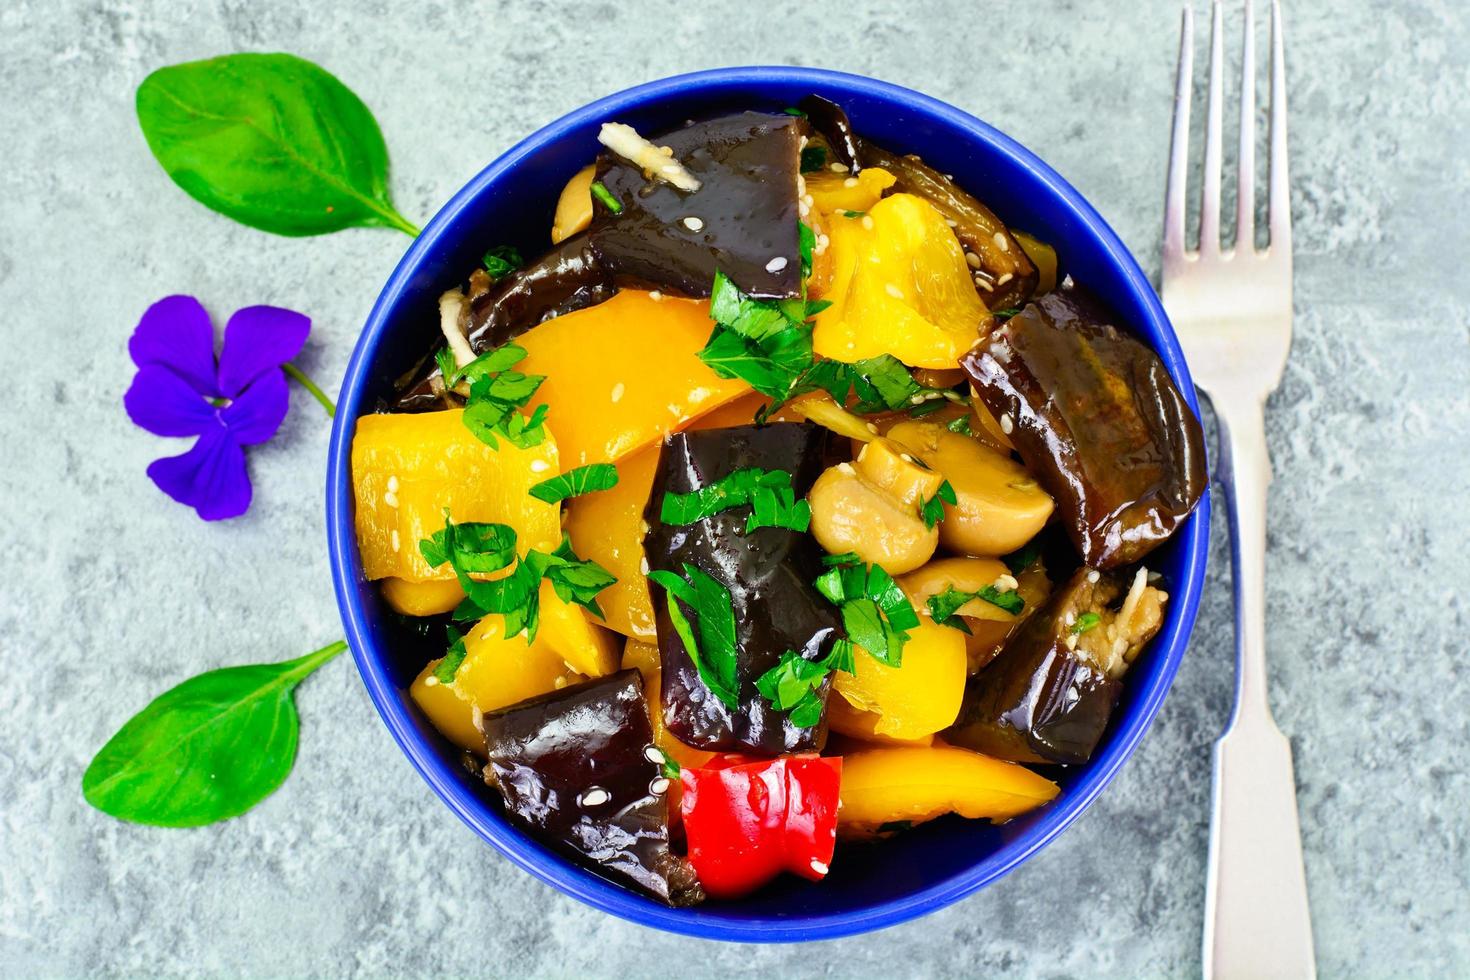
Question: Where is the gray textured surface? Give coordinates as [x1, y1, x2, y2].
[2, 0, 1466, 976]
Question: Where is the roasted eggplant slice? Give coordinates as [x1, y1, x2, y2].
[797, 94, 1037, 309]
[465, 233, 614, 354]
[944, 565, 1167, 765]
[591, 111, 807, 300]
[643, 423, 844, 755]
[963, 281, 1207, 569]
[480, 669, 703, 906]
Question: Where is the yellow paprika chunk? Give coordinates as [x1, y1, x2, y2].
[565, 444, 659, 640]
[381, 577, 465, 617]
[517, 290, 751, 467]
[837, 744, 1060, 839]
[351, 409, 560, 582]
[621, 639, 717, 771]
[806, 166, 896, 215]
[827, 694, 935, 747]
[409, 592, 584, 754]
[833, 618, 967, 740]
[814, 193, 991, 369]
[537, 583, 621, 678]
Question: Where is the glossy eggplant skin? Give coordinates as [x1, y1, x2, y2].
[945, 567, 1135, 765]
[465, 234, 615, 354]
[591, 111, 807, 300]
[963, 281, 1207, 570]
[643, 423, 843, 755]
[480, 669, 703, 906]
[798, 94, 1036, 310]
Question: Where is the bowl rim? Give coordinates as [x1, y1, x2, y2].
[326, 64, 1210, 943]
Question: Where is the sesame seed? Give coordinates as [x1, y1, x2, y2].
[1064, 611, 1076, 626]
[865, 422, 878, 434]
[649, 777, 671, 795]
[766, 256, 789, 273]
[975, 276, 994, 292]
[649, 290, 663, 302]
[1087, 569, 1101, 583]
[885, 283, 904, 299]
[801, 193, 814, 207]
[424, 675, 439, 687]
[554, 676, 568, 689]
[1066, 634, 1079, 651]
[835, 462, 856, 476]
[383, 490, 399, 508]
[861, 215, 875, 231]
[994, 573, 1019, 592]
[386, 475, 400, 493]
[997, 273, 1013, 285]
[799, 200, 811, 217]
[611, 381, 625, 403]
[999, 413, 1014, 434]
[390, 529, 400, 553]
[577, 787, 611, 808]
[640, 556, 650, 575]
[530, 458, 550, 473]
[843, 176, 859, 188]
[682, 216, 704, 232]
[810, 859, 830, 875]
[993, 232, 1009, 252]
[643, 745, 666, 765]
[965, 252, 982, 269]
[946, 218, 958, 228]
[796, 173, 806, 196]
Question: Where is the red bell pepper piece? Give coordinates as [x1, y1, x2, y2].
[678, 753, 842, 899]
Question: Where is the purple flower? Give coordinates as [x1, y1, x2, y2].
[124, 295, 310, 521]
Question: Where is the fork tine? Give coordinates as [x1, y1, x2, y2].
[1268, 0, 1292, 250]
[1236, 0, 1257, 252]
[1164, 6, 1194, 261]
[1199, 1, 1225, 255]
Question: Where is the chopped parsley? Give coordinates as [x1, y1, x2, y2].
[660, 755, 681, 780]
[647, 563, 739, 709]
[839, 209, 867, 218]
[920, 480, 957, 530]
[528, 463, 619, 504]
[438, 342, 549, 450]
[782, 106, 807, 117]
[991, 306, 1022, 320]
[482, 244, 524, 279]
[1002, 539, 1043, 576]
[927, 583, 1025, 633]
[660, 466, 810, 533]
[798, 221, 816, 277]
[433, 626, 469, 684]
[789, 353, 961, 416]
[420, 514, 616, 643]
[589, 180, 623, 214]
[814, 554, 920, 667]
[800, 146, 827, 173]
[755, 643, 854, 728]
[946, 415, 975, 436]
[1071, 612, 1102, 635]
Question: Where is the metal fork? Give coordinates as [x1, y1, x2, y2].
[1161, 2, 1315, 978]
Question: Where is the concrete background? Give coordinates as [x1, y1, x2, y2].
[2, 0, 1466, 976]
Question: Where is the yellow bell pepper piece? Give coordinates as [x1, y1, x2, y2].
[806, 166, 896, 215]
[351, 409, 561, 582]
[827, 694, 934, 747]
[517, 290, 750, 467]
[565, 445, 659, 640]
[833, 618, 967, 740]
[814, 193, 991, 369]
[837, 744, 1060, 838]
[380, 577, 465, 617]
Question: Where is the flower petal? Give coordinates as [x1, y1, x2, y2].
[221, 369, 290, 446]
[146, 427, 252, 521]
[124, 365, 221, 438]
[217, 305, 311, 398]
[128, 295, 219, 396]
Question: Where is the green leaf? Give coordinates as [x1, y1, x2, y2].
[529, 463, 620, 504]
[753, 644, 852, 728]
[839, 209, 867, 218]
[482, 244, 524, 279]
[814, 559, 919, 667]
[921, 480, 958, 530]
[800, 146, 827, 173]
[1071, 611, 1102, 635]
[660, 466, 808, 532]
[798, 221, 816, 277]
[1002, 539, 1043, 576]
[946, 415, 975, 436]
[135, 54, 417, 237]
[82, 641, 346, 827]
[648, 564, 740, 708]
[454, 343, 548, 451]
[433, 627, 468, 684]
[927, 582, 1025, 630]
[590, 180, 623, 214]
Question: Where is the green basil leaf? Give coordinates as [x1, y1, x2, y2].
[135, 54, 417, 237]
[81, 640, 345, 827]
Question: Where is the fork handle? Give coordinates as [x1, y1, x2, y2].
[1204, 395, 1316, 980]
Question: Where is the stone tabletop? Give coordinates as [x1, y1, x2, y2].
[2, 1, 1466, 976]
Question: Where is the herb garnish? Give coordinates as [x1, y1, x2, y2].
[782, 106, 807, 117]
[798, 221, 815, 277]
[754, 643, 854, 728]
[789, 354, 961, 416]
[589, 180, 623, 214]
[814, 554, 920, 667]
[437, 342, 549, 450]
[482, 244, 524, 279]
[927, 583, 1025, 633]
[991, 307, 1022, 320]
[528, 463, 620, 504]
[1071, 612, 1102, 635]
[647, 564, 740, 708]
[946, 415, 975, 436]
[420, 515, 616, 642]
[433, 626, 469, 684]
[660, 466, 810, 533]
[1002, 539, 1043, 576]
[800, 146, 827, 173]
[839, 209, 867, 218]
[920, 480, 957, 530]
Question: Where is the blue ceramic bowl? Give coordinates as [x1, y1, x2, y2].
[327, 66, 1210, 942]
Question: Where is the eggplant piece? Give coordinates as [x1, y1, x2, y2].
[797, 95, 1037, 310]
[643, 423, 844, 755]
[465, 233, 614, 354]
[590, 111, 806, 300]
[480, 669, 703, 906]
[962, 281, 1207, 570]
[944, 565, 1167, 765]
